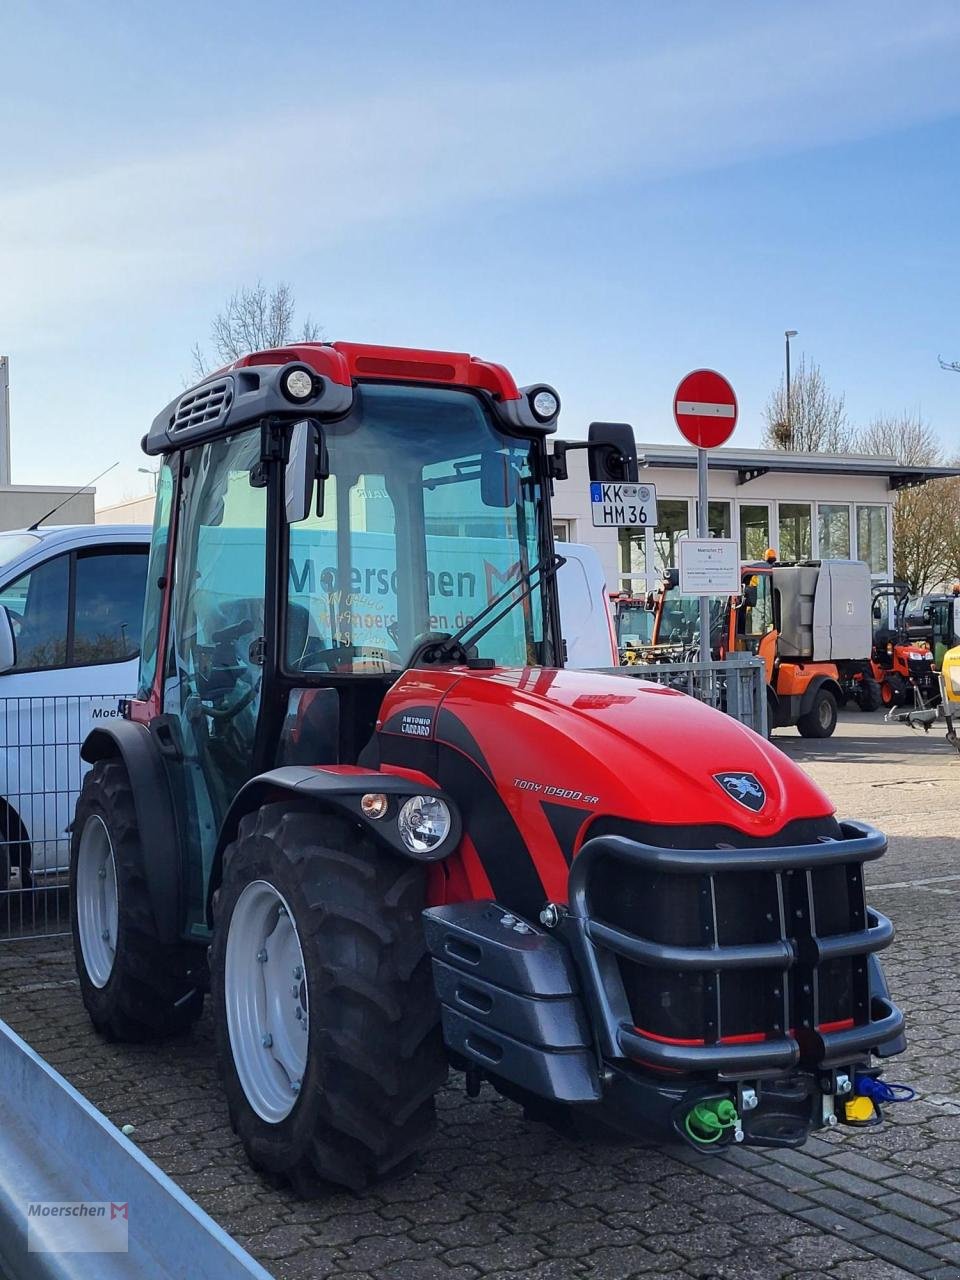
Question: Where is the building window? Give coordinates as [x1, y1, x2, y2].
[740, 504, 770, 561]
[552, 519, 574, 544]
[779, 503, 812, 562]
[856, 505, 889, 574]
[818, 504, 851, 558]
[652, 499, 690, 571]
[695, 500, 731, 539]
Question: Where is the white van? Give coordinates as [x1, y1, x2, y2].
[555, 542, 618, 668]
[0, 526, 150, 886]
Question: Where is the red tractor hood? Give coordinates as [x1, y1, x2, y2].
[379, 665, 833, 853]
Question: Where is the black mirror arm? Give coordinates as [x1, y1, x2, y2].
[550, 438, 625, 481]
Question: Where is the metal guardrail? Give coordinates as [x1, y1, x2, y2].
[0, 1017, 274, 1280]
[591, 655, 768, 736]
[1, 695, 129, 943]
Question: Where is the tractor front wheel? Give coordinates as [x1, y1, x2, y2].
[856, 678, 883, 713]
[210, 804, 446, 1194]
[71, 759, 204, 1040]
[797, 688, 838, 738]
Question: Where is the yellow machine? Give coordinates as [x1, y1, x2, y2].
[893, 643, 960, 753]
[942, 645, 960, 752]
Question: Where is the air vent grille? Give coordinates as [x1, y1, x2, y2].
[173, 379, 233, 432]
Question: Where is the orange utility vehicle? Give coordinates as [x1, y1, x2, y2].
[651, 558, 877, 736]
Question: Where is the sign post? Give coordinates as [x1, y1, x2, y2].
[673, 370, 739, 663]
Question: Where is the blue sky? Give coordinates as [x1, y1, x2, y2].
[1, 1, 959, 505]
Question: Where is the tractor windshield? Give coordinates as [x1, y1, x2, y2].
[286, 384, 551, 673]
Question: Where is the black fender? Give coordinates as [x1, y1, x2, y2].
[207, 766, 462, 922]
[81, 723, 181, 946]
[798, 675, 844, 718]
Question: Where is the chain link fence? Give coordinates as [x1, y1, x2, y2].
[0, 695, 127, 942]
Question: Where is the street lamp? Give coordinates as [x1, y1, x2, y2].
[784, 330, 798, 449]
[138, 466, 159, 493]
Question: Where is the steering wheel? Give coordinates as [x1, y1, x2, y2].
[201, 679, 261, 723]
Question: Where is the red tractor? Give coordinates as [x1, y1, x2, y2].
[70, 343, 904, 1194]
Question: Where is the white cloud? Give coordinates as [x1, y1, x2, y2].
[2, 3, 960, 342]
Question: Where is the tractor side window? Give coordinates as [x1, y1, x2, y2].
[137, 459, 175, 698]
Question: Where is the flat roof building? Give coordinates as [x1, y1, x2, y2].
[552, 443, 960, 596]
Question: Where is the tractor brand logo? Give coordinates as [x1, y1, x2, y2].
[714, 772, 766, 812]
[401, 713, 433, 738]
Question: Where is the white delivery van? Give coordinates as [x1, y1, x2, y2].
[0, 526, 150, 886]
[555, 542, 618, 668]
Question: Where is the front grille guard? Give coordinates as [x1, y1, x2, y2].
[559, 820, 904, 1075]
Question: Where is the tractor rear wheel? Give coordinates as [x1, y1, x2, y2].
[210, 804, 446, 1194]
[856, 678, 883, 713]
[71, 759, 204, 1041]
[797, 688, 838, 738]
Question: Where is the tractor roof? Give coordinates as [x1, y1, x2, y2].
[143, 342, 527, 457]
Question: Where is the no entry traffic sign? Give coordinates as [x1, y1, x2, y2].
[673, 369, 738, 449]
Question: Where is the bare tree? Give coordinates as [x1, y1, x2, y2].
[854, 412, 942, 468]
[853, 413, 953, 593]
[192, 281, 321, 377]
[762, 357, 856, 452]
[891, 481, 952, 594]
[937, 463, 960, 585]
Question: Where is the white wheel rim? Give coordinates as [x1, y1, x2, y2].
[224, 880, 309, 1124]
[76, 815, 119, 988]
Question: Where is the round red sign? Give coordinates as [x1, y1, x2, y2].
[673, 369, 738, 449]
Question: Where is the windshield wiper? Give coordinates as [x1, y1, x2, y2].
[434, 553, 566, 662]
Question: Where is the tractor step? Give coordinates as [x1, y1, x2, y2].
[423, 902, 600, 1104]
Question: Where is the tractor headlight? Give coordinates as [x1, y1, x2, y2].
[280, 366, 316, 403]
[528, 386, 560, 423]
[398, 795, 451, 855]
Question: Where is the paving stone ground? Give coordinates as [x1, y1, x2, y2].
[1, 709, 958, 1279]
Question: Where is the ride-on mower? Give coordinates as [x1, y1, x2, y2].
[870, 582, 937, 708]
[71, 343, 904, 1194]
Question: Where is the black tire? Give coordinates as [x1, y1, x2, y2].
[70, 759, 204, 1041]
[0, 800, 32, 891]
[890, 674, 912, 707]
[856, 678, 883, 713]
[210, 804, 446, 1194]
[797, 688, 838, 738]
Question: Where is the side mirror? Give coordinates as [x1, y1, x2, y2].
[0, 606, 16, 674]
[480, 451, 520, 508]
[285, 421, 326, 523]
[587, 422, 639, 483]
